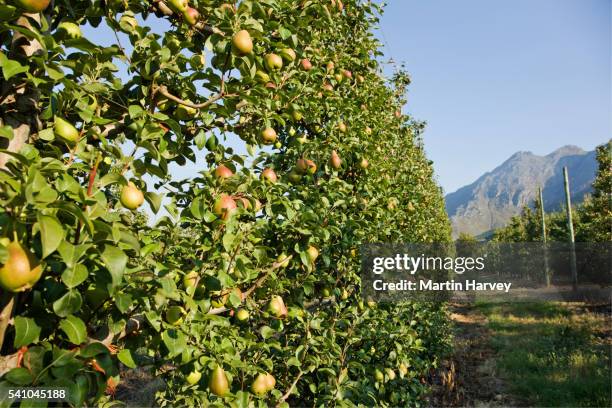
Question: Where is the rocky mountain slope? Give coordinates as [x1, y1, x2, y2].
[445, 145, 598, 238]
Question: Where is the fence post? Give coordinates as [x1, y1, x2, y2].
[563, 167, 578, 290]
[538, 187, 550, 287]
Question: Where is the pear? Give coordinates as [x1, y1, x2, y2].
[251, 373, 269, 395]
[279, 48, 296, 62]
[14, 0, 50, 13]
[232, 30, 253, 55]
[183, 7, 199, 25]
[183, 271, 199, 289]
[260, 127, 277, 144]
[168, 0, 188, 12]
[235, 308, 249, 321]
[209, 365, 230, 396]
[267, 295, 287, 318]
[186, 370, 202, 385]
[213, 194, 237, 221]
[306, 245, 319, 264]
[120, 182, 145, 210]
[329, 150, 341, 169]
[54, 117, 79, 143]
[214, 164, 234, 180]
[0, 240, 42, 292]
[261, 168, 278, 184]
[300, 59, 312, 71]
[264, 53, 283, 71]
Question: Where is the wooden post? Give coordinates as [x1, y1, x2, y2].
[539, 187, 550, 287]
[563, 167, 578, 290]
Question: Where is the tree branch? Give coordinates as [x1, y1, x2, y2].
[155, 85, 237, 110]
[207, 255, 293, 316]
[276, 370, 303, 406]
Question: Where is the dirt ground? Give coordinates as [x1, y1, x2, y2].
[428, 303, 522, 408]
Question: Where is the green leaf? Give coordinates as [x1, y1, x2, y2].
[145, 191, 164, 214]
[0, 125, 13, 140]
[53, 290, 83, 317]
[61, 264, 88, 288]
[13, 317, 41, 348]
[260, 326, 275, 339]
[0, 57, 28, 80]
[80, 342, 110, 358]
[59, 315, 87, 345]
[4, 368, 33, 385]
[117, 349, 137, 368]
[101, 245, 127, 287]
[162, 329, 186, 358]
[37, 214, 65, 258]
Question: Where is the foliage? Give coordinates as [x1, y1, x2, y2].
[0, 0, 451, 406]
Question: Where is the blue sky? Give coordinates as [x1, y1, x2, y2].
[377, 0, 611, 193]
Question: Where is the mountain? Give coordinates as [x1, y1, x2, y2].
[445, 145, 598, 238]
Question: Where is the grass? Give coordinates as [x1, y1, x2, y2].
[474, 302, 611, 407]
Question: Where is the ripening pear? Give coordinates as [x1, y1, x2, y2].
[338, 122, 347, 133]
[267, 295, 287, 318]
[214, 164, 234, 180]
[168, 0, 188, 12]
[398, 363, 409, 378]
[54, 116, 79, 143]
[279, 48, 296, 62]
[296, 159, 309, 174]
[329, 150, 341, 169]
[276, 253, 290, 268]
[255, 70, 270, 83]
[183, 7, 200, 25]
[374, 369, 384, 382]
[251, 373, 269, 395]
[264, 53, 283, 71]
[208, 365, 230, 396]
[186, 370, 202, 385]
[232, 30, 253, 55]
[235, 308, 249, 321]
[385, 368, 396, 381]
[287, 169, 302, 184]
[300, 58, 313, 71]
[261, 168, 278, 184]
[14, 0, 50, 12]
[213, 194, 237, 221]
[306, 245, 319, 264]
[0, 240, 42, 292]
[260, 127, 277, 144]
[264, 373, 276, 391]
[120, 182, 145, 210]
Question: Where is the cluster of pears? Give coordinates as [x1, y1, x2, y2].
[287, 157, 317, 184]
[202, 365, 277, 398]
[211, 164, 262, 221]
[0, 238, 42, 293]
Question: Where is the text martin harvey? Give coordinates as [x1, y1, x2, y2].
[373, 279, 512, 293]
